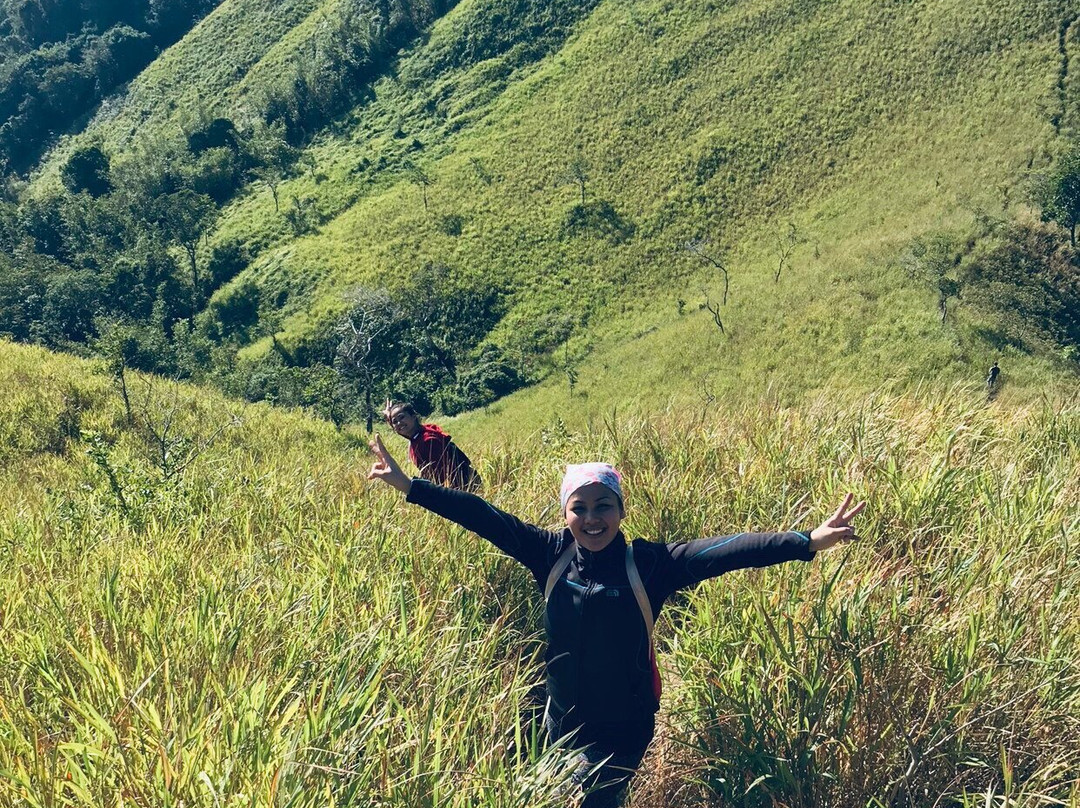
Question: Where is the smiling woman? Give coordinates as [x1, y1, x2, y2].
[561, 463, 626, 551]
[366, 436, 864, 808]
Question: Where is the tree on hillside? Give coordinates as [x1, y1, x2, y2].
[61, 145, 113, 197]
[1035, 142, 1080, 246]
[702, 289, 725, 336]
[958, 220, 1080, 354]
[154, 188, 217, 305]
[774, 221, 802, 284]
[247, 121, 298, 212]
[94, 315, 173, 425]
[564, 152, 589, 206]
[335, 287, 400, 432]
[685, 237, 730, 305]
[901, 233, 962, 324]
[407, 161, 434, 213]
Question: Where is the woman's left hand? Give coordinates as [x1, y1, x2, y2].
[808, 493, 866, 552]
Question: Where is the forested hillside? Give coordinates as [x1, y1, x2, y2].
[0, 0, 226, 174]
[1, 0, 1078, 421]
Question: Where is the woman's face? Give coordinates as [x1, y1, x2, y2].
[389, 407, 419, 438]
[564, 483, 624, 552]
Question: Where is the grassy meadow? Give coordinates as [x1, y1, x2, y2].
[1, 338, 1078, 806]
[6, 0, 1080, 803]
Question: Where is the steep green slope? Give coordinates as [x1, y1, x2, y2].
[28, 0, 1080, 417]
[213, 0, 1079, 399]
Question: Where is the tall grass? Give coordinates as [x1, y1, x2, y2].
[1, 341, 1078, 806]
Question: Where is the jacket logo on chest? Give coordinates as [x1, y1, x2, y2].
[605, 588, 621, 597]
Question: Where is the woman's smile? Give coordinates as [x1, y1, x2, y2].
[565, 483, 625, 551]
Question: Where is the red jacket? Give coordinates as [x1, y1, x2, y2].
[407, 423, 481, 491]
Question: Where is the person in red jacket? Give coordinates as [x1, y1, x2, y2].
[384, 400, 481, 491]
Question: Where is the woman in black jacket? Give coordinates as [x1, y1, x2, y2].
[367, 435, 865, 807]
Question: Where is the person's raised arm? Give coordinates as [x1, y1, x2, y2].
[654, 493, 867, 596]
[367, 434, 556, 577]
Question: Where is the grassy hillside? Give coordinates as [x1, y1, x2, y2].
[1, 338, 1078, 805]
[19, 0, 1074, 417]
[5, 2, 1080, 803]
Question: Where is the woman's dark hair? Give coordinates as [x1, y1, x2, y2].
[387, 401, 418, 423]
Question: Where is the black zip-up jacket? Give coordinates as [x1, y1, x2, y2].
[406, 478, 816, 727]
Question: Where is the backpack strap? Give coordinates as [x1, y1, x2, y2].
[544, 543, 576, 601]
[625, 543, 654, 643]
[544, 540, 662, 699]
[543, 541, 655, 638]
[627, 542, 663, 700]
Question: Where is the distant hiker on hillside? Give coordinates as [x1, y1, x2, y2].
[382, 400, 481, 491]
[366, 438, 866, 807]
[986, 360, 1000, 392]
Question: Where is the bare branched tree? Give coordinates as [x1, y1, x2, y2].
[702, 288, 725, 335]
[407, 162, 434, 213]
[774, 221, 802, 284]
[685, 237, 730, 305]
[698, 376, 716, 407]
[335, 287, 398, 432]
[133, 376, 240, 483]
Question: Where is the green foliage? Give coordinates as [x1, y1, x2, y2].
[180, 146, 245, 204]
[0, 251, 48, 341]
[1035, 139, 1080, 245]
[959, 219, 1080, 357]
[559, 200, 636, 244]
[900, 232, 963, 323]
[0, 10, 196, 172]
[247, 119, 299, 211]
[896, 217, 1080, 363]
[2, 0, 1078, 423]
[436, 211, 464, 236]
[60, 145, 113, 197]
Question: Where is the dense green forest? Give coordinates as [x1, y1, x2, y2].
[0, 0, 227, 173]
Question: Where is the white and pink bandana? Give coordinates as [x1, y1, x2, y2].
[559, 463, 624, 510]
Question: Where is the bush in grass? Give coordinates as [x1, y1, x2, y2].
[60, 145, 113, 197]
[1034, 140, 1080, 246]
[559, 200, 636, 244]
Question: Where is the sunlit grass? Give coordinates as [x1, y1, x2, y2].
[2, 341, 1077, 805]
[26, 0, 1077, 410]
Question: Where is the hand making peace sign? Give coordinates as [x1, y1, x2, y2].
[808, 492, 867, 552]
[367, 434, 413, 495]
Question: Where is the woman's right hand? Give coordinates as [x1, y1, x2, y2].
[367, 434, 412, 495]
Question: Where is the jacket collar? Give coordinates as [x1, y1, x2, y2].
[574, 531, 627, 578]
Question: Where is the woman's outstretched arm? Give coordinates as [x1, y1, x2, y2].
[367, 435, 560, 579]
[807, 493, 866, 552]
[649, 493, 867, 596]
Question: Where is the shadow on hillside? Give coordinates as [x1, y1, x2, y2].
[559, 200, 636, 244]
